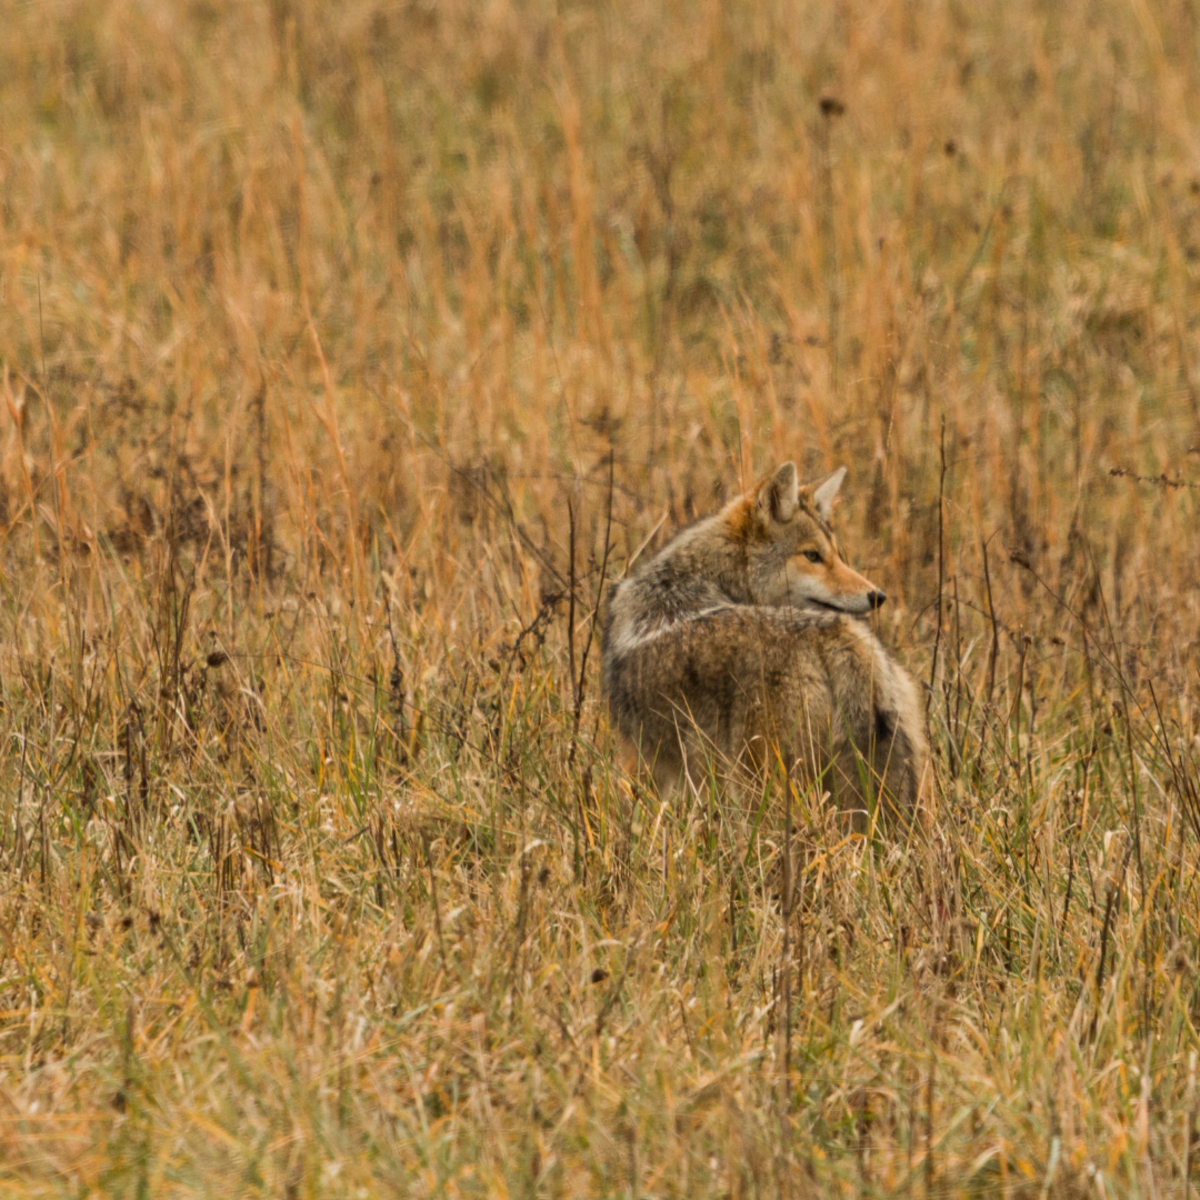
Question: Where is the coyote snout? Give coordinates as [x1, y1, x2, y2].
[601, 462, 932, 828]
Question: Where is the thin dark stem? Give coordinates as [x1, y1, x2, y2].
[927, 417, 947, 718]
[781, 767, 793, 1109]
[37, 274, 47, 387]
[567, 496, 578, 713]
[571, 451, 615, 760]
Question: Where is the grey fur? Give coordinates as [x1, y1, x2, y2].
[601, 465, 931, 827]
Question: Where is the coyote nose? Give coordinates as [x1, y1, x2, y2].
[867, 589, 887, 610]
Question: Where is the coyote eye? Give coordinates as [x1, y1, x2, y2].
[802, 550, 823, 564]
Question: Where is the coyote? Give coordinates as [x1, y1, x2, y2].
[601, 463, 931, 827]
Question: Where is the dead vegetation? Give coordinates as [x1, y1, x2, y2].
[2, 0, 1200, 1195]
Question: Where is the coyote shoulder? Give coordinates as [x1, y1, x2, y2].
[601, 463, 931, 826]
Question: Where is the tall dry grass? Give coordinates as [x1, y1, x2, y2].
[1, 0, 1200, 1194]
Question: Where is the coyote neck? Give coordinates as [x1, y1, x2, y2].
[604, 513, 753, 659]
[638, 516, 753, 611]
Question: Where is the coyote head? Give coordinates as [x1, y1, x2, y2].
[729, 462, 886, 615]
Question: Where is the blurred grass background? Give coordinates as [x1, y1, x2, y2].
[2, 0, 1200, 1195]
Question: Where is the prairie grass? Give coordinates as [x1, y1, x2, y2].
[2, 0, 1200, 1195]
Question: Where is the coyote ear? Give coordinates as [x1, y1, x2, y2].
[810, 467, 847, 521]
[758, 462, 799, 524]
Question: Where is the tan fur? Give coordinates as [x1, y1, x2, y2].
[602, 464, 932, 830]
[723, 497, 769, 545]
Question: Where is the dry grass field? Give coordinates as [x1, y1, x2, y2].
[2, 0, 1200, 1195]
